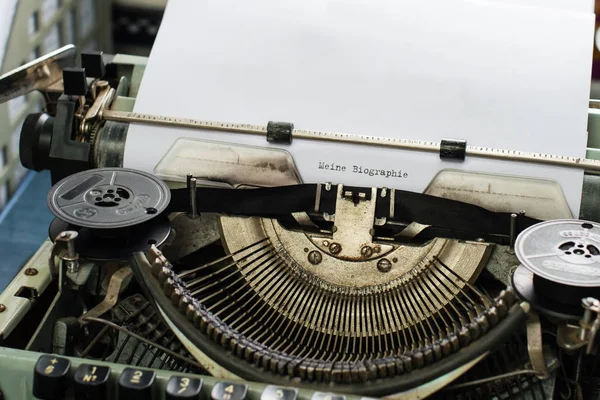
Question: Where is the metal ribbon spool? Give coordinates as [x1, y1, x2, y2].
[513, 219, 600, 320]
[47, 168, 172, 261]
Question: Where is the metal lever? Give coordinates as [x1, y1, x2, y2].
[556, 298, 600, 355]
[581, 297, 600, 354]
[508, 210, 526, 253]
[187, 173, 198, 219]
[0, 44, 76, 104]
[49, 230, 80, 275]
[78, 267, 133, 324]
[526, 312, 550, 379]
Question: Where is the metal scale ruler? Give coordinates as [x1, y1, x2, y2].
[102, 108, 600, 173]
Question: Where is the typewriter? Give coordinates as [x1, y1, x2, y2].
[1, 42, 600, 399]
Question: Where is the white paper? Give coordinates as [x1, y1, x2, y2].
[125, 0, 595, 216]
[482, 0, 593, 13]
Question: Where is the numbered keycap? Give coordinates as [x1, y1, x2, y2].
[311, 393, 346, 400]
[166, 375, 202, 399]
[33, 355, 71, 400]
[73, 364, 111, 400]
[211, 382, 248, 400]
[118, 368, 156, 399]
[261, 385, 298, 400]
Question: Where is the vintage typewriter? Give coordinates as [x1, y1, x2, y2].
[1, 43, 600, 399]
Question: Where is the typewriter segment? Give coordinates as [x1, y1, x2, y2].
[139, 203, 517, 390]
[43, 167, 526, 396]
[3, 41, 600, 400]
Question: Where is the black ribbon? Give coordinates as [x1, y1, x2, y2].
[167, 184, 541, 242]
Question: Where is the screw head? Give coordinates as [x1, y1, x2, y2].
[308, 251, 323, 265]
[329, 243, 342, 255]
[0, 304, 7, 312]
[24, 268, 38, 276]
[360, 246, 373, 258]
[59, 230, 77, 240]
[582, 297, 600, 309]
[377, 258, 392, 272]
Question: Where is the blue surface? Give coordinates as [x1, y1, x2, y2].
[0, 171, 53, 291]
